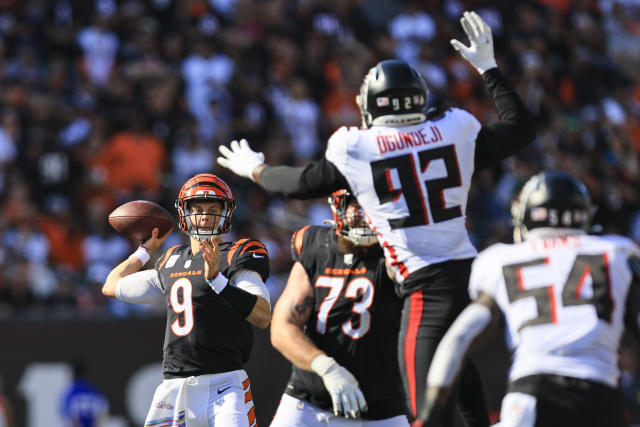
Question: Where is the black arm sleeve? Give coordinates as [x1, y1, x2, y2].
[474, 68, 537, 170]
[257, 157, 350, 199]
[219, 284, 258, 318]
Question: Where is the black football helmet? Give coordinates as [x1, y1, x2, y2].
[356, 59, 428, 128]
[511, 171, 593, 243]
[328, 190, 378, 246]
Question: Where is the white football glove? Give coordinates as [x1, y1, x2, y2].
[217, 139, 265, 182]
[310, 354, 368, 419]
[450, 11, 497, 74]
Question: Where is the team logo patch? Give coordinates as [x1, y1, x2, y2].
[184, 259, 192, 268]
[344, 253, 353, 265]
[376, 97, 389, 107]
[165, 254, 180, 268]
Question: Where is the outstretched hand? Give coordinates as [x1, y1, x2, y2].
[200, 237, 220, 280]
[217, 139, 265, 182]
[450, 11, 497, 74]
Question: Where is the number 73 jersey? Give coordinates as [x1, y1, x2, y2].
[325, 108, 480, 283]
[469, 234, 640, 387]
[287, 226, 405, 416]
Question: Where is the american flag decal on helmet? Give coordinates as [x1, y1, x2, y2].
[376, 97, 389, 107]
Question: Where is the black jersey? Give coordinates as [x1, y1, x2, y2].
[154, 239, 269, 379]
[285, 226, 406, 419]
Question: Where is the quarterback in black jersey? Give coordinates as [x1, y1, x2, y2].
[102, 173, 271, 427]
[270, 190, 409, 426]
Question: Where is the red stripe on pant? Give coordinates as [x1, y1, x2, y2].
[404, 289, 424, 417]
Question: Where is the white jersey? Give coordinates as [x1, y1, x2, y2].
[325, 108, 480, 282]
[469, 233, 640, 387]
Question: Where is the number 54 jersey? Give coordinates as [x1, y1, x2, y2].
[325, 109, 480, 284]
[469, 234, 640, 388]
[285, 226, 406, 420]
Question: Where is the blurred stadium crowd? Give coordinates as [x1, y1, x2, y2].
[0, 0, 639, 322]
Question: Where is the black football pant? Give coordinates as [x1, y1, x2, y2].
[397, 258, 489, 427]
[508, 374, 628, 427]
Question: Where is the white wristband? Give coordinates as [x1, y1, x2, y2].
[130, 247, 151, 266]
[207, 272, 229, 294]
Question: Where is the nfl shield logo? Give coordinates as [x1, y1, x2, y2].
[344, 254, 353, 265]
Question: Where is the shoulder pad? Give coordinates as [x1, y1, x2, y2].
[291, 225, 311, 259]
[226, 239, 270, 281]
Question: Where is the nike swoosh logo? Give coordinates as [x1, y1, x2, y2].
[252, 253, 265, 258]
[217, 386, 231, 394]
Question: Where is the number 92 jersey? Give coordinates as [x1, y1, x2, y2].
[285, 226, 406, 420]
[155, 239, 269, 379]
[325, 109, 480, 284]
[469, 234, 640, 388]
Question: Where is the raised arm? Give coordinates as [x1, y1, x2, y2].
[102, 227, 171, 298]
[450, 11, 536, 170]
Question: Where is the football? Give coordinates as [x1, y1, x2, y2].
[108, 200, 175, 243]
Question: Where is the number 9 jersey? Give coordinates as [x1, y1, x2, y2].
[285, 225, 406, 420]
[469, 233, 640, 388]
[155, 239, 270, 379]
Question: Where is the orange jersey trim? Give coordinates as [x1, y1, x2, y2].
[240, 241, 267, 255]
[227, 239, 249, 265]
[292, 225, 310, 256]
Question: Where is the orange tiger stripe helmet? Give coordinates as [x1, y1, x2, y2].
[175, 173, 236, 240]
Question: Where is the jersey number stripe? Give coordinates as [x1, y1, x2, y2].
[503, 253, 613, 331]
[315, 276, 375, 340]
[170, 278, 195, 336]
[371, 145, 462, 229]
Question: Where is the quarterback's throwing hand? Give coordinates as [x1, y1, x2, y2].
[310, 354, 368, 419]
[450, 11, 497, 74]
[217, 139, 265, 182]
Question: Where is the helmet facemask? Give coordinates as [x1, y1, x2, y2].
[327, 190, 378, 247]
[178, 199, 232, 241]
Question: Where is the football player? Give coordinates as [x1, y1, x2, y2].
[419, 171, 640, 427]
[217, 11, 529, 425]
[102, 173, 271, 427]
[270, 190, 409, 426]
